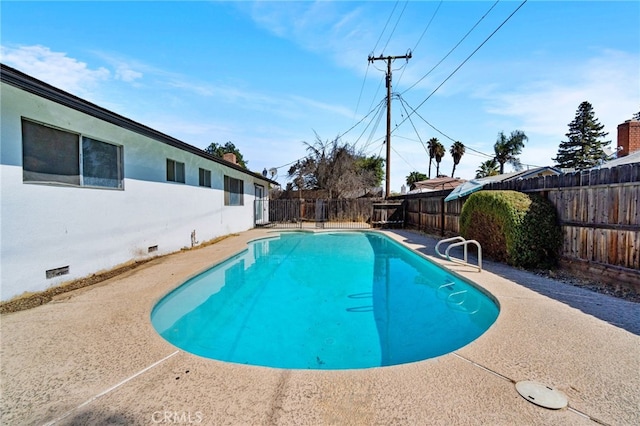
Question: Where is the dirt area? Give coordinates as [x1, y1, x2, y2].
[536, 268, 640, 303]
[0, 259, 156, 314]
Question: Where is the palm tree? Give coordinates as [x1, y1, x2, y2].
[449, 141, 465, 178]
[433, 141, 446, 177]
[406, 171, 428, 190]
[493, 130, 527, 174]
[475, 159, 499, 178]
[426, 137, 439, 178]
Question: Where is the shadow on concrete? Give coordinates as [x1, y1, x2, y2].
[389, 229, 640, 336]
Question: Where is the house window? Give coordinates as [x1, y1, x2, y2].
[224, 175, 244, 206]
[22, 119, 123, 189]
[199, 168, 211, 187]
[166, 159, 185, 183]
[82, 137, 123, 188]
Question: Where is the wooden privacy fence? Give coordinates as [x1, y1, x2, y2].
[259, 199, 377, 229]
[403, 190, 464, 236]
[257, 199, 408, 229]
[396, 162, 640, 287]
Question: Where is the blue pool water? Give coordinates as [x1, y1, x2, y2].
[151, 231, 499, 370]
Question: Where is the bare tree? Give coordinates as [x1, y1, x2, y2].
[287, 134, 384, 198]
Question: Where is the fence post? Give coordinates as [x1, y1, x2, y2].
[440, 196, 445, 236]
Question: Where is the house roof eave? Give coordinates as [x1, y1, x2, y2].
[1, 63, 277, 186]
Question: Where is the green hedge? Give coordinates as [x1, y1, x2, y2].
[459, 190, 562, 269]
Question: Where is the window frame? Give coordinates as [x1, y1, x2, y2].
[21, 118, 124, 190]
[199, 168, 212, 188]
[224, 175, 244, 206]
[166, 158, 186, 183]
[81, 135, 124, 189]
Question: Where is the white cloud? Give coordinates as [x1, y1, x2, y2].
[115, 65, 143, 83]
[478, 49, 639, 137]
[88, 50, 152, 86]
[0, 45, 110, 95]
[246, 1, 375, 71]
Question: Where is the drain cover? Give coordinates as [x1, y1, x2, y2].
[515, 381, 568, 410]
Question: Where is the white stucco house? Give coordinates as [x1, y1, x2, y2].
[0, 64, 274, 302]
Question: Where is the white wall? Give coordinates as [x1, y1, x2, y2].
[0, 83, 267, 301]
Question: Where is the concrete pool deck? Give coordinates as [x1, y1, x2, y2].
[1, 229, 638, 425]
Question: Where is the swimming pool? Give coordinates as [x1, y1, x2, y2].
[151, 231, 499, 370]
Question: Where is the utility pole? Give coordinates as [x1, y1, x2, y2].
[368, 52, 411, 198]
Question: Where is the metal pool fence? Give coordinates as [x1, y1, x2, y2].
[254, 199, 404, 229]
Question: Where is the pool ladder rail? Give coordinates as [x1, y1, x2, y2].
[435, 236, 482, 272]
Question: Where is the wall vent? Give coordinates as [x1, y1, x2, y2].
[46, 265, 70, 279]
[148, 245, 158, 253]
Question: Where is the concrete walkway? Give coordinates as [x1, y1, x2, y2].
[1, 229, 638, 425]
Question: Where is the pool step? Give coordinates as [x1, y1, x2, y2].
[347, 292, 372, 299]
[439, 281, 456, 290]
[436, 282, 480, 315]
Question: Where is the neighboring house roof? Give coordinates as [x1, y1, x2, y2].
[490, 166, 562, 183]
[410, 177, 467, 193]
[592, 151, 640, 169]
[444, 166, 561, 202]
[0, 63, 277, 186]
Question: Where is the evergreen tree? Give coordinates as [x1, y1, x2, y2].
[553, 101, 610, 169]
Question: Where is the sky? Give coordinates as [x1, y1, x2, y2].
[2, 0, 638, 193]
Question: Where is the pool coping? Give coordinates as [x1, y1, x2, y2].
[1, 228, 638, 425]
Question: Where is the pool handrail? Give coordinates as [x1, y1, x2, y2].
[435, 236, 482, 271]
[435, 236, 465, 258]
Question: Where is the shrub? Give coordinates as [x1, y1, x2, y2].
[459, 190, 562, 269]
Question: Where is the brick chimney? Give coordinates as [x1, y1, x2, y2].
[617, 119, 640, 157]
[223, 152, 237, 164]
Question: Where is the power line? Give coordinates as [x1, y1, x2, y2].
[397, 94, 429, 156]
[338, 97, 387, 140]
[401, 0, 500, 95]
[352, 63, 371, 123]
[372, 1, 399, 54]
[358, 101, 387, 153]
[411, 0, 444, 54]
[276, 1, 528, 182]
[396, 0, 443, 88]
[355, 1, 400, 127]
[381, 0, 409, 54]
[272, 99, 386, 171]
[397, 94, 543, 169]
[398, 0, 528, 121]
[390, 144, 420, 172]
[396, 94, 494, 159]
